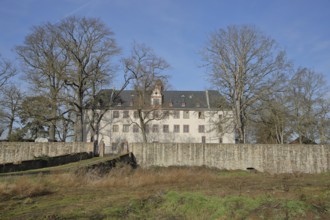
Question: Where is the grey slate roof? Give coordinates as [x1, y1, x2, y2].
[92, 89, 228, 110]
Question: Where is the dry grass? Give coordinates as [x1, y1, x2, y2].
[0, 175, 52, 200]
[43, 165, 221, 189]
[0, 166, 329, 219]
[94, 166, 220, 188]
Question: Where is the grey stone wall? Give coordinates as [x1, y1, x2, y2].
[130, 143, 330, 174]
[0, 142, 94, 164]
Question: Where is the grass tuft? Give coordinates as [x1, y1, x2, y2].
[0, 175, 52, 200]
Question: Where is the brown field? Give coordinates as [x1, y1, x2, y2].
[0, 164, 329, 219]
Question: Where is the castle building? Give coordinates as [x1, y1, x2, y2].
[86, 82, 235, 154]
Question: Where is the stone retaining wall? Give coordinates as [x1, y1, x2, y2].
[0, 142, 94, 164]
[130, 143, 330, 173]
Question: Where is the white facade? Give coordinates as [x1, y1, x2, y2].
[85, 88, 235, 154]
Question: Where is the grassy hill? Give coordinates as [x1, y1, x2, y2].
[0, 164, 329, 219]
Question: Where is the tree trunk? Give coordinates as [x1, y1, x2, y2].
[138, 109, 148, 143]
[76, 85, 84, 142]
[49, 124, 56, 142]
[7, 117, 14, 139]
[235, 97, 245, 143]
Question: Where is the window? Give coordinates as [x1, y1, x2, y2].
[123, 124, 129, 133]
[198, 111, 205, 119]
[183, 111, 189, 119]
[134, 111, 139, 119]
[173, 110, 180, 119]
[219, 114, 223, 119]
[202, 136, 206, 143]
[198, 125, 205, 133]
[133, 124, 139, 133]
[144, 111, 150, 119]
[111, 142, 118, 152]
[113, 111, 119, 118]
[163, 124, 169, 133]
[183, 125, 189, 133]
[123, 110, 129, 118]
[219, 137, 223, 143]
[152, 124, 159, 133]
[174, 125, 180, 133]
[153, 98, 160, 106]
[145, 124, 150, 133]
[163, 111, 169, 119]
[153, 111, 159, 119]
[113, 125, 119, 132]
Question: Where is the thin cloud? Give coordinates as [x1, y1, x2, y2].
[62, 0, 93, 18]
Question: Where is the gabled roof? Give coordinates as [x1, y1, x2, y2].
[90, 89, 229, 110]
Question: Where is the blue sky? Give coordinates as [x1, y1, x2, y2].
[1, 0, 330, 90]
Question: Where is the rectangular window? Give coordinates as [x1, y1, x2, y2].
[134, 111, 139, 119]
[219, 137, 223, 143]
[202, 136, 206, 143]
[198, 125, 205, 133]
[111, 142, 118, 152]
[183, 125, 189, 133]
[113, 111, 119, 118]
[153, 98, 160, 106]
[123, 124, 129, 133]
[163, 110, 169, 119]
[145, 124, 150, 133]
[133, 124, 139, 133]
[144, 111, 150, 119]
[152, 124, 159, 133]
[198, 111, 205, 119]
[163, 124, 169, 133]
[113, 125, 119, 132]
[174, 125, 180, 133]
[183, 111, 189, 119]
[153, 110, 159, 119]
[123, 110, 129, 118]
[173, 110, 180, 119]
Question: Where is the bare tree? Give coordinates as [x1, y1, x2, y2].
[0, 85, 23, 139]
[0, 55, 16, 137]
[318, 97, 330, 144]
[0, 54, 16, 90]
[202, 25, 290, 143]
[254, 94, 291, 144]
[123, 43, 169, 143]
[18, 95, 53, 139]
[57, 16, 120, 142]
[16, 23, 69, 141]
[287, 67, 330, 144]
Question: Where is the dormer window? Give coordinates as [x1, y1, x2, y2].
[152, 98, 160, 106]
[151, 80, 163, 106]
[180, 94, 185, 107]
